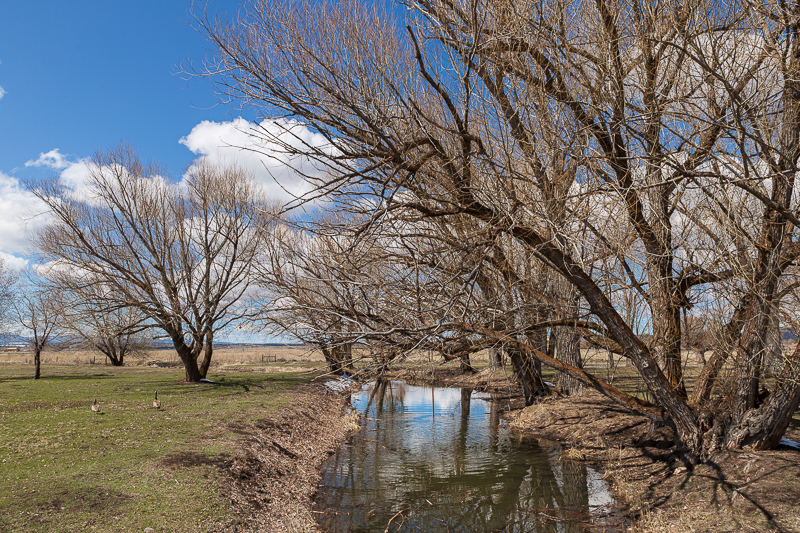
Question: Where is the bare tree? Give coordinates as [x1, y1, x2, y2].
[60, 286, 150, 366]
[0, 257, 17, 334]
[31, 147, 272, 382]
[14, 273, 63, 380]
[259, 216, 397, 374]
[198, 0, 800, 459]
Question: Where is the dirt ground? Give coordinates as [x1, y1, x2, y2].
[213, 381, 356, 533]
[507, 391, 800, 533]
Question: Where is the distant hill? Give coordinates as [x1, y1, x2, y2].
[0, 333, 306, 350]
[0, 334, 28, 348]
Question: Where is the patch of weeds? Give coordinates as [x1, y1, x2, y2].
[563, 446, 587, 461]
[161, 450, 232, 470]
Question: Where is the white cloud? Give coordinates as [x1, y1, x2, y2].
[0, 172, 49, 256]
[0, 86, 5, 100]
[0, 251, 28, 271]
[23, 149, 98, 203]
[25, 148, 71, 170]
[58, 159, 96, 200]
[180, 118, 333, 204]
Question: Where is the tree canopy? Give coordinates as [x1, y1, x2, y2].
[198, 0, 800, 460]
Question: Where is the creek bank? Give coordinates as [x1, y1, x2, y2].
[387, 368, 800, 532]
[508, 391, 800, 533]
[219, 381, 356, 533]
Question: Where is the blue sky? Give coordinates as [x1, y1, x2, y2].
[0, 1, 325, 269]
[0, 1, 244, 175]
[0, 1, 322, 343]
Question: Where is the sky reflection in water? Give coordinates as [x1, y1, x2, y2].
[316, 381, 621, 533]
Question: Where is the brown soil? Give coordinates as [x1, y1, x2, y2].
[191, 381, 352, 533]
[507, 390, 800, 533]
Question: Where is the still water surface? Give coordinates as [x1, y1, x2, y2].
[316, 381, 624, 532]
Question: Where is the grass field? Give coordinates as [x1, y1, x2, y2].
[1, 345, 798, 533]
[0, 364, 314, 533]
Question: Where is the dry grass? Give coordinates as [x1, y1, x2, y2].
[563, 446, 588, 461]
[0, 345, 326, 369]
[342, 408, 361, 432]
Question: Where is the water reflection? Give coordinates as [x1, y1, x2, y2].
[316, 381, 622, 532]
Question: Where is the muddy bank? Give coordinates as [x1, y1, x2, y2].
[222, 382, 355, 533]
[385, 368, 800, 532]
[508, 390, 800, 533]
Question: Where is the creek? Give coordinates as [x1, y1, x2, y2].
[315, 380, 625, 532]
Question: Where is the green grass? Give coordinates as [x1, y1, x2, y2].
[0, 364, 313, 533]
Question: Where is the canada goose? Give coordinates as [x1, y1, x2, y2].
[153, 391, 161, 409]
[91, 399, 101, 414]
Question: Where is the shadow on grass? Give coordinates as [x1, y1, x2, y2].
[10, 485, 132, 516]
[0, 373, 118, 383]
[618, 446, 799, 533]
[211, 373, 311, 392]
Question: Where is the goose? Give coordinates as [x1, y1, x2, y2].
[91, 399, 101, 414]
[153, 391, 161, 409]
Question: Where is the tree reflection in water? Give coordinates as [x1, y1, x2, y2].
[316, 382, 624, 532]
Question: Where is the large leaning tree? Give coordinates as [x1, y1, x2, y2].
[200, 0, 800, 460]
[32, 146, 271, 382]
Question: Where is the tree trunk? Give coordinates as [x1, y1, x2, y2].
[103, 349, 124, 366]
[172, 334, 202, 382]
[734, 310, 771, 421]
[199, 330, 213, 379]
[322, 346, 344, 374]
[555, 326, 582, 394]
[114, 339, 124, 366]
[724, 345, 800, 451]
[648, 262, 685, 398]
[337, 342, 354, 371]
[719, 63, 800, 451]
[489, 347, 503, 370]
[182, 354, 203, 382]
[552, 276, 583, 394]
[33, 348, 41, 380]
[98, 339, 124, 366]
[459, 353, 476, 374]
[508, 347, 543, 406]
[725, 383, 800, 451]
